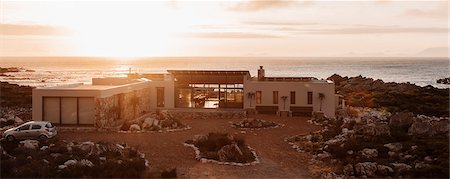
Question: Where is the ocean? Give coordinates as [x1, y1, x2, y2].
[0, 57, 449, 88]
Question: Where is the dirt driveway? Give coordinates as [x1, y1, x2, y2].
[58, 114, 321, 178]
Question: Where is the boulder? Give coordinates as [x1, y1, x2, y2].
[142, 117, 155, 129]
[193, 135, 207, 143]
[389, 112, 414, 127]
[408, 119, 430, 136]
[79, 159, 94, 167]
[64, 159, 78, 166]
[354, 162, 377, 177]
[14, 116, 23, 125]
[20, 140, 39, 150]
[391, 163, 412, 174]
[429, 119, 449, 135]
[130, 124, 141, 132]
[384, 143, 403, 152]
[377, 165, 394, 176]
[217, 144, 243, 162]
[354, 122, 390, 137]
[79, 141, 95, 153]
[317, 151, 331, 159]
[343, 164, 354, 176]
[361, 148, 378, 158]
[414, 162, 431, 169]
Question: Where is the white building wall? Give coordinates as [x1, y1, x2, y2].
[244, 80, 336, 118]
[148, 75, 175, 109]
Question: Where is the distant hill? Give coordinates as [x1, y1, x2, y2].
[416, 47, 449, 57]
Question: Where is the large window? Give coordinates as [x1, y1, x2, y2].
[256, 91, 262, 104]
[307, 91, 313, 104]
[273, 91, 279, 104]
[157, 87, 165, 107]
[290, 91, 296, 104]
[43, 97, 95, 125]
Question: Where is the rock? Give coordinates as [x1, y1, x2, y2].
[193, 135, 207, 143]
[389, 112, 414, 127]
[429, 119, 449, 135]
[361, 148, 378, 158]
[411, 145, 418, 150]
[14, 116, 23, 124]
[391, 163, 412, 174]
[40, 146, 49, 151]
[42, 159, 50, 165]
[64, 159, 78, 166]
[20, 140, 39, 150]
[217, 144, 244, 162]
[50, 153, 62, 158]
[384, 143, 403, 152]
[424, 156, 433, 162]
[388, 151, 396, 157]
[354, 162, 377, 177]
[58, 165, 67, 170]
[153, 119, 159, 126]
[142, 117, 155, 129]
[99, 157, 106, 161]
[415, 162, 431, 169]
[79, 159, 94, 167]
[317, 151, 331, 159]
[408, 119, 430, 136]
[347, 150, 354, 155]
[129, 124, 141, 132]
[403, 155, 413, 160]
[354, 122, 390, 137]
[27, 156, 32, 160]
[377, 165, 394, 176]
[79, 141, 95, 152]
[343, 164, 354, 176]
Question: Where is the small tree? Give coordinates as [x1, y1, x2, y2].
[318, 93, 325, 111]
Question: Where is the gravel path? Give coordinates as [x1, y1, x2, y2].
[58, 114, 321, 178]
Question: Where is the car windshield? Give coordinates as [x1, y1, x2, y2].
[46, 122, 54, 128]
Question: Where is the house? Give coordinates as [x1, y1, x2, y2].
[32, 66, 338, 129]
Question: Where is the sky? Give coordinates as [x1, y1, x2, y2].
[0, 0, 448, 57]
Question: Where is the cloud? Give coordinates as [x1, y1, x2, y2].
[227, 0, 298, 12]
[181, 32, 279, 38]
[304, 27, 450, 34]
[416, 47, 449, 57]
[402, 2, 448, 19]
[243, 21, 317, 26]
[0, 24, 70, 36]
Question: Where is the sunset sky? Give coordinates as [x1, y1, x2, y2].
[0, 0, 448, 57]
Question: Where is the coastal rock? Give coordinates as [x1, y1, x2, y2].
[377, 165, 394, 176]
[142, 117, 155, 129]
[354, 122, 390, 137]
[343, 164, 354, 176]
[64, 159, 78, 166]
[14, 116, 23, 125]
[391, 163, 412, 174]
[354, 162, 377, 177]
[361, 148, 378, 158]
[384, 143, 403, 152]
[389, 112, 414, 127]
[79, 159, 94, 167]
[415, 162, 431, 169]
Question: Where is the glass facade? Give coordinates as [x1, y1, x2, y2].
[175, 83, 244, 108]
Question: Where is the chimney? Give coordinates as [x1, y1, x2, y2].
[258, 66, 265, 81]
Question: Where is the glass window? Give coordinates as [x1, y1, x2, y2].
[19, 124, 30, 131]
[307, 91, 313, 104]
[31, 124, 42, 130]
[290, 91, 296, 104]
[256, 91, 262, 104]
[273, 91, 279, 104]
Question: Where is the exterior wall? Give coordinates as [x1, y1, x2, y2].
[243, 80, 336, 118]
[95, 87, 152, 129]
[148, 76, 175, 109]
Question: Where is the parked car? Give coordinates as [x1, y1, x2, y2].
[2, 121, 57, 141]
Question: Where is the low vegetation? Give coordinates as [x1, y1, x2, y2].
[185, 132, 257, 164]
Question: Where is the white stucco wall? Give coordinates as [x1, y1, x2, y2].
[148, 75, 175, 109]
[243, 79, 336, 118]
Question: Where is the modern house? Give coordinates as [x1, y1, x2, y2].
[32, 66, 338, 129]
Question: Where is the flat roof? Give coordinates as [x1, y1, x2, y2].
[168, 70, 250, 76]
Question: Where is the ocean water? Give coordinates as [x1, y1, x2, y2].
[0, 57, 449, 88]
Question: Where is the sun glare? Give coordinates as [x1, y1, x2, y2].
[48, 2, 195, 57]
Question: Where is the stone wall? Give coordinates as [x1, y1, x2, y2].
[167, 110, 246, 120]
[95, 87, 151, 130]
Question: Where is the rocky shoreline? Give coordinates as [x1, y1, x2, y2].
[287, 107, 449, 178]
[328, 74, 449, 117]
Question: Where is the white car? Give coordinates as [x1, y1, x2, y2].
[2, 121, 57, 141]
